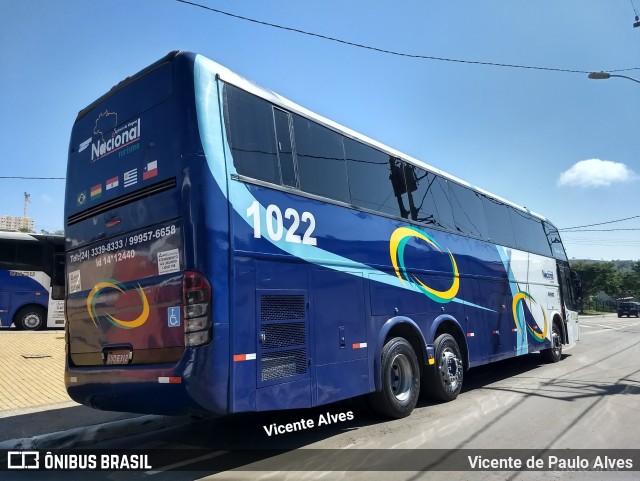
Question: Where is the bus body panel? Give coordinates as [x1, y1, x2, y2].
[0, 271, 49, 327]
[63, 51, 579, 417]
[65, 52, 231, 415]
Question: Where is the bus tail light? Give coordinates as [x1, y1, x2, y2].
[183, 271, 212, 346]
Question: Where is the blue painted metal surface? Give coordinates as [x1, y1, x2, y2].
[63, 51, 560, 417]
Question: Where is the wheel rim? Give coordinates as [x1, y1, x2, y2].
[552, 325, 562, 357]
[439, 347, 462, 394]
[23, 313, 42, 329]
[389, 353, 413, 402]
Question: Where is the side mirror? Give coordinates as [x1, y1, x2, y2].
[571, 270, 582, 300]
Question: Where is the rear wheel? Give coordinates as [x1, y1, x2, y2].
[542, 321, 562, 363]
[14, 305, 46, 331]
[426, 333, 464, 402]
[369, 337, 420, 419]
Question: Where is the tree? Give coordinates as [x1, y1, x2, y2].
[617, 271, 640, 299]
[570, 261, 621, 299]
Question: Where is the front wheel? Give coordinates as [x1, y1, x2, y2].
[14, 305, 47, 330]
[425, 333, 464, 402]
[542, 322, 562, 363]
[369, 337, 420, 419]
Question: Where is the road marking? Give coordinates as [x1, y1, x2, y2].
[580, 319, 640, 336]
[581, 329, 610, 336]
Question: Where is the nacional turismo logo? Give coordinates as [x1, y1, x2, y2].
[89, 110, 142, 162]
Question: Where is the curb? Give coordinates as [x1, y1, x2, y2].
[0, 415, 192, 450]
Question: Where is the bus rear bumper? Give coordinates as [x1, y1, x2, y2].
[65, 368, 198, 416]
[65, 356, 228, 416]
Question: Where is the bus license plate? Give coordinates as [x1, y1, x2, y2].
[106, 350, 131, 365]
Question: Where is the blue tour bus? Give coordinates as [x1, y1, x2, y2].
[64, 51, 581, 418]
[0, 231, 65, 330]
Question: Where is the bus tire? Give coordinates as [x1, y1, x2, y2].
[369, 337, 420, 419]
[426, 334, 464, 402]
[14, 305, 46, 331]
[542, 321, 562, 363]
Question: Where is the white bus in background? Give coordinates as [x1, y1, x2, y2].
[0, 231, 65, 329]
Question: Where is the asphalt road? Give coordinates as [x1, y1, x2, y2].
[7, 313, 640, 480]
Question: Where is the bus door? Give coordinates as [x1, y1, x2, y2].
[311, 268, 368, 405]
[558, 262, 580, 343]
[252, 260, 311, 411]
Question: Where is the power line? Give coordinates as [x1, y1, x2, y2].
[176, 1, 640, 75]
[559, 214, 640, 231]
[562, 228, 640, 232]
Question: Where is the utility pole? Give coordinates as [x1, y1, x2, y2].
[23, 192, 30, 230]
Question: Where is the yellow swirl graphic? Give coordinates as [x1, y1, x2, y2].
[87, 280, 150, 329]
[512, 291, 548, 342]
[390, 226, 459, 303]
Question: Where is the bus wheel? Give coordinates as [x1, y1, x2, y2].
[14, 306, 46, 331]
[426, 334, 464, 402]
[370, 337, 420, 419]
[542, 322, 562, 363]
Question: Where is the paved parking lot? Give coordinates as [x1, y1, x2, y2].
[0, 329, 74, 415]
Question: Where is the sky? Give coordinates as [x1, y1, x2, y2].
[1, 0, 638, 260]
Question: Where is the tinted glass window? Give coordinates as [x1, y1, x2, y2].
[482, 196, 516, 247]
[405, 167, 456, 231]
[273, 108, 297, 188]
[293, 115, 350, 203]
[448, 182, 489, 238]
[0, 240, 16, 265]
[15, 243, 42, 269]
[544, 221, 568, 260]
[510, 210, 552, 256]
[344, 138, 404, 216]
[224, 85, 280, 184]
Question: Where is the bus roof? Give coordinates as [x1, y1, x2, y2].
[74, 50, 550, 225]
[198, 52, 549, 224]
[0, 231, 64, 243]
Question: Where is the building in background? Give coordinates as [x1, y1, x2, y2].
[0, 215, 35, 232]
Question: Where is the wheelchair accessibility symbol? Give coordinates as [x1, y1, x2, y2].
[168, 306, 180, 328]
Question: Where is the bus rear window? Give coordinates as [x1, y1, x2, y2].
[66, 62, 175, 218]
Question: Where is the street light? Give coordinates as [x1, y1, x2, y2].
[588, 71, 640, 84]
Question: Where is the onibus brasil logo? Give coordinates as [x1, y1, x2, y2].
[87, 279, 149, 329]
[389, 226, 460, 303]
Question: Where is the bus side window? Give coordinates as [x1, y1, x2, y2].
[0, 239, 17, 267]
[224, 85, 281, 185]
[15, 243, 43, 270]
[273, 107, 297, 188]
[448, 182, 489, 239]
[510, 210, 552, 257]
[482, 196, 516, 247]
[292, 114, 350, 204]
[344, 138, 404, 217]
[405, 168, 455, 231]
